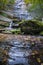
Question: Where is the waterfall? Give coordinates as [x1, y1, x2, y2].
[6, 21, 13, 30]
[6, 0, 33, 31]
[13, 0, 33, 20]
[9, 21, 13, 29]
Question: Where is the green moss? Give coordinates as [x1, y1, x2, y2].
[10, 28, 21, 34]
[0, 13, 7, 17]
[40, 31, 43, 36]
[0, 23, 10, 27]
[19, 20, 43, 35]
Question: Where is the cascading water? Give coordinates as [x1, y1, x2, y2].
[13, 0, 33, 20]
[5, 21, 13, 31]
[8, 21, 13, 29]
[6, 0, 33, 30]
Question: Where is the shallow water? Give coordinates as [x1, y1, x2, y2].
[0, 39, 43, 65]
[0, 40, 31, 65]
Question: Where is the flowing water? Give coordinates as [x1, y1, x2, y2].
[8, 21, 13, 29]
[13, 0, 33, 20]
[0, 40, 31, 65]
[0, 0, 43, 65]
[0, 39, 43, 65]
[6, 0, 33, 30]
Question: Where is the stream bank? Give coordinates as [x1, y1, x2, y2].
[0, 33, 43, 42]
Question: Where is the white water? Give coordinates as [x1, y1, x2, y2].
[9, 21, 13, 29]
[13, 0, 33, 20]
[8, 40, 31, 65]
[6, 0, 33, 30]
[6, 21, 13, 30]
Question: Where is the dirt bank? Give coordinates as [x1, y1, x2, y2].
[0, 33, 43, 43]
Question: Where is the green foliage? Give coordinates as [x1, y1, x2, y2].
[40, 31, 43, 35]
[24, 0, 43, 11]
[0, 0, 15, 10]
[20, 20, 43, 35]
[10, 28, 21, 34]
[24, 0, 43, 20]
[24, 0, 43, 5]
[19, 20, 43, 27]
[9, 0, 15, 4]
[0, 0, 8, 10]
[3, 28, 21, 34]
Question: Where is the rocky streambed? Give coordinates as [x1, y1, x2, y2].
[0, 34, 43, 65]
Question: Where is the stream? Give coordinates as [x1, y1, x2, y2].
[0, 38, 43, 65]
[0, 40, 31, 65]
[13, 0, 33, 20]
[0, 0, 43, 65]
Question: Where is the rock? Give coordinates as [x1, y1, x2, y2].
[0, 15, 12, 22]
[0, 34, 7, 42]
[2, 11, 14, 19]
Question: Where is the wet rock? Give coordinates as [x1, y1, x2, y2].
[0, 15, 12, 22]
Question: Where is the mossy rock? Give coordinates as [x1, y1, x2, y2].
[0, 21, 10, 27]
[10, 28, 21, 34]
[20, 20, 43, 35]
[40, 31, 43, 36]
